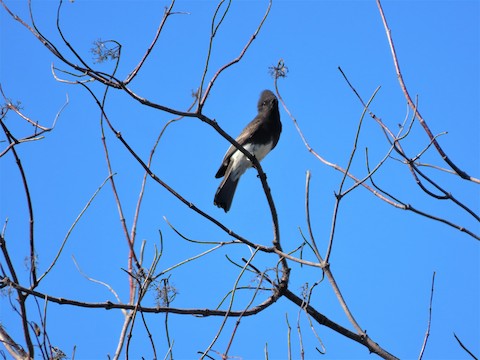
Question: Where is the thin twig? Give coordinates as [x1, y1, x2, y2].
[0, 85, 48, 131]
[113, 313, 133, 360]
[366, 157, 479, 240]
[164, 216, 238, 245]
[71, 256, 125, 315]
[197, 0, 233, 108]
[453, 333, 478, 360]
[297, 304, 305, 360]
[286, 314, 292, 360]
[125, 248, 161, 359]
[200, 247, 260, 359]
[418, 272, 436, 360]
[342, 99, 414, 198]
[153, 243, 226, 280]
[223, 266, 266, 358]
[283, 288, 398, 360]
[305, 171, 323, 263]
[37, 175, 113, 284]
[124, 0, 178, 84]
[0, 236, 34, 356]
[302, 309, 326, 355]
[198, 0, 272, 109]
[324, 87, 380, 263]
[161, 277, 174, 360]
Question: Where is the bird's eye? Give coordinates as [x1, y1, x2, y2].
[263, 101, 267, 106]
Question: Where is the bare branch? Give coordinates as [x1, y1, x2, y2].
[201, 247, 260, 359]
[325, 87, 381, 263]
[418, 272, 436, 360]
[0, 85, 67, 158]
[198, 0, 272, 109]
[71, 256, 125, 315]
[283, 288, 398, 360]
[274, 69, 402, 209]
[338, 66, 479, 239]
[366, 159, 479, 240]
[223, 262, 267, 359]
[0, 121, 37, 287]
[0, 324, 29, 360]
[37, 175, 113, 284]
[286, 314, 292, 360]
[93, 57, 143, 302]
[453, 333, 478, 360]
[304, 171, 323, 263]
[124, 0, 180, 84]
[0, 237, 34, 357]
[375, 0, 479, 184]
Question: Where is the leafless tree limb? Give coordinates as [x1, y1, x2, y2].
[304, 171, 323, 263]
[453, 333, 478, 360]
[285, 313, 292, 360]
[375, 0, 479, 184]
[198, 0, 272, 110]
[124, 0, 179, 84]
[0, 324, 28, 360]
[283, 289, 398, 360]
[273, 70, 402, 210]
[222, 258, 267, 359]
[0, 237, 34, 357]
[418, 272, 436, 360]
[324, 87, 381, 264]
[336, 66, 479, 240]
[37, 176, 113, 284]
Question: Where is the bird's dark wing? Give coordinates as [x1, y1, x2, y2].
[214, 116, 263, 178]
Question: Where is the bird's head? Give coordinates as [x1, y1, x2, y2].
[257, 89, 278, 112]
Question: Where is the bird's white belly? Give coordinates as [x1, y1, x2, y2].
[229, 142, 273, 180]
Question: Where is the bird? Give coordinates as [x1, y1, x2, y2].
[214, 89, 282, 212]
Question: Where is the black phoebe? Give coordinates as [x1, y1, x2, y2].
[214, 89, 282, 212]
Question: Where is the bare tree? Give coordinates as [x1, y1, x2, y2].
[1, 1, 478, 359]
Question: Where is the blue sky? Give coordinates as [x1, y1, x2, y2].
[1, 1, 479, 359]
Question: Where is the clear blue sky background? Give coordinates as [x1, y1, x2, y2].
[1, 1, 479, 359]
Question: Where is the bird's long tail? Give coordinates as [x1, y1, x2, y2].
[214, 170, 239, 213]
